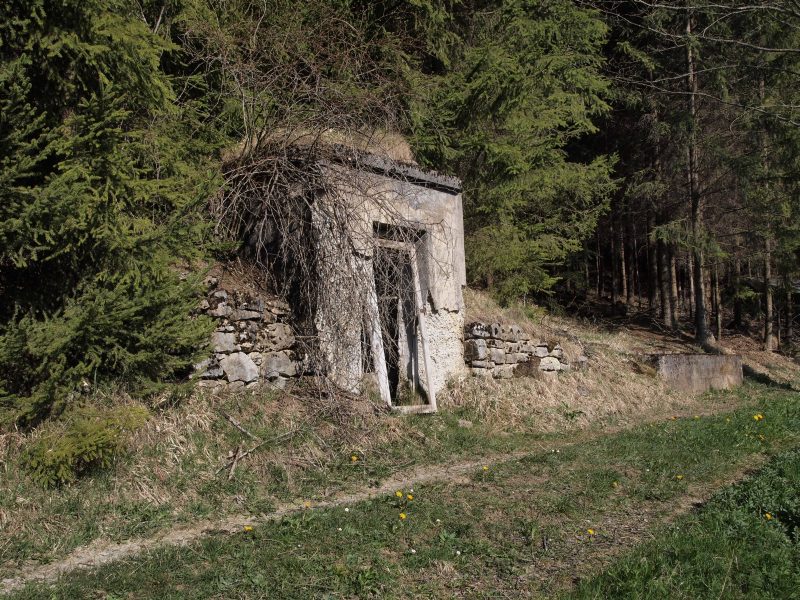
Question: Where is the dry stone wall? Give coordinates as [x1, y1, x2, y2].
[193, 278, 303, 390]
[464, 322, 578, 380]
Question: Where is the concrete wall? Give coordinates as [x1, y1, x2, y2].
[652, 354, 743, 394]
[313, 158, 466, 401]
[423, 307, 466, 394]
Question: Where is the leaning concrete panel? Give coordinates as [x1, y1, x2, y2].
[652, 354, 743, 394]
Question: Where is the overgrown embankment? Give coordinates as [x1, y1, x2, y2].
[2, 290, 798, 593]
[5, 381, 800, 598]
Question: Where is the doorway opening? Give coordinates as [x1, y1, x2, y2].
[368, 223, 436, 413]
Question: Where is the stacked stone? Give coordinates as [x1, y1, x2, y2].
[463, 322, 569, 380]
[194, 278, 302, 390]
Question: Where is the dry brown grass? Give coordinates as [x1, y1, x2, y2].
[443, 289, 741, 433]
[4, 287, 797, 579]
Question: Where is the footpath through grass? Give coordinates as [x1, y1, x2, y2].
[570, 447, 800, 599]
[8, 380, 800, 599]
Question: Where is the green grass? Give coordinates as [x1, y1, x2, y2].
[0, 390, 544, 579]
[8, 381, 800, 598]
[569, 448, 800, 599]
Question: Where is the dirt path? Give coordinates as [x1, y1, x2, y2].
[0, 404, 747, 596]
[523, 458, 768, 595]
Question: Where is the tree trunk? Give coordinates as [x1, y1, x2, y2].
[647, 210, 657, 311]
[596, 230, 603, 299]
[669, 248, 679, 329]
[764, 237, 774, 351]
[618, 215, 628, 304]
[713, 262, 722, 341]
[658, 241, 673, 329]
[688, 257, 695, 322]
[787, 281, 794, 345]
[611, 220, 618, 306]
[733, 256, 743, 329]
[626, 215, 635, 306]
[686, 10, 710, 345]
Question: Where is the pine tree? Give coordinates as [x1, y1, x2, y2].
[408, 0, 615, 303]
[0, 0, 218, 426]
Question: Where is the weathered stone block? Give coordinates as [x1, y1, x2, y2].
[208, 303, 232, 318]
[550, 344, 564, 358]
[265, 323, 294, 349]
[489, 348, 506, 364]
[465, 322, 490, 338]
[266, 376, 289, 390]
[489, 323, 503, 339]
[539, 356, 561, 371]
[465, 338, 488, 361]
[535, 345, 550, 358]
[230, 309, 262, 321]
[268, 299, 291, 316]
[471, 367, 493, 379]
[504, 341, 520, 354]
[261, 350, 297, 378]
[470, 360, 491, 368]
[212, 331, 238, 353]
[501, 324, 521, 342]
[220, 352, 259, 383]
[515, 353, 529, 363]
[492, 364, 515, 379]
[651, 354, 742, 394]
[197, 379, 224, 389]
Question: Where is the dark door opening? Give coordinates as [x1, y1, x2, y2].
[373, 245, 421, 404]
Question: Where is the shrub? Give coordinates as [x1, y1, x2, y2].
[23, 405, 149, 487]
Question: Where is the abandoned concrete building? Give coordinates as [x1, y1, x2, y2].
[313, 150, 467, 412]
[202, 134, 468, 413]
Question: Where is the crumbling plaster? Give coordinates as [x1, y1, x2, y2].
[313, 159, 466, 400]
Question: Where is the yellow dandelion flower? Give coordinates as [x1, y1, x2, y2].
[395, 490, 403, 498]
[351, 455, 359, 462]
[587, 529, 596, 535]
[407, 494, 414, 501]
[303, 500, 311, 508]
[765, 512, 773, 520]
[675, 475, 684, 480]
[243, 525, 254, 532]
[612, 481, 619, 488]
[399, 512, 407, 520]
[694, 415, 700, 420]
[483, 465, 489, 471]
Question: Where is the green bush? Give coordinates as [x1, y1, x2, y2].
[23, 405, 149, 487]
[0, 0, 219, 427]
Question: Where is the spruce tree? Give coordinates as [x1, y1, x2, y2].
[0, 0, 218, 426]
[407, 0, 616, 303]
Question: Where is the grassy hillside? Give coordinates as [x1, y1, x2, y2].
[1, 290, 798, 595]
[6, 381, 800, 598]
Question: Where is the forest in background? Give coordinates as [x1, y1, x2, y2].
[1, 0, 799, 438]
